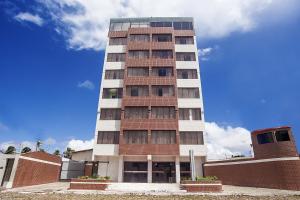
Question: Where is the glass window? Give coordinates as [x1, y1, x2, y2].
[126, 86, 149, 97]
[179, 108, 201, 120]
[176, 52, 196, 61]
[152, 50, 173, 59]
[128, 50, 150, 59]
[257, 132, 274, 144]
[109, 37, 127, 45]
[275, 130, 290, 142]
[102, 88, 123, 99]
[97, 131, 119, 144]
[180, 132, 203, 144]
[124, 107, 148, 119]
[110, 22, 130, 31]
[107, 53, 126, 62]
[124, 130, 148, 144]
[150, 21, 172, 27]
[100, 109, 121, 120]
[129, 34, 150, 42]
[173, 22, 193, 30]
[105, 70, 124, 79]
[177, 69, 198, 79]
[152, 67, 173, 77]
[175, 36, 194, 44]
[131, 22, 150, 28]
[151, 130, 176, 144]
[178, 88, 200, 98]
[152, 85, 174, 97]
[152, 34, 172, 42]
[127, 67, 149, 77]
[151, 107, 176, 119]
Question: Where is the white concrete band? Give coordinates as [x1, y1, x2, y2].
[19, 156, 61, 166]
[71, 182, 109, 184]
[204, 156, 300, 167]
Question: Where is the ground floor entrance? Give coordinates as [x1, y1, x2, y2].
[93, 155, 205, 183]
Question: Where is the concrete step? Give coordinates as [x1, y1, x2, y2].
[107, 183, 186, 193]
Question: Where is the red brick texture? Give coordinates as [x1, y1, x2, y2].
[12, 152, 61, 188]
[69, 179, 109, 190]
[204, 159, 300, 190]
[181, 180, 222, 192]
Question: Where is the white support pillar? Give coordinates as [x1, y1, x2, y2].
[147, 155, 152, 183]
[118, 155, 123, 182]
[175, 156, 180, 183]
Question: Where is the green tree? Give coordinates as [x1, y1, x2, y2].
[21, 147, 31, 153]
[53, 149, 60, 156]
[63, 147, 74, 159]
[5, 146, 16, 154]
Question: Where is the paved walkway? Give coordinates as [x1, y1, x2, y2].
[3, 182, 300, 196]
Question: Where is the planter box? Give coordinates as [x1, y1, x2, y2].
[180, 180, 222, 192]
[69, 178, 110, 190]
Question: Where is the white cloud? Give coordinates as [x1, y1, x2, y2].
[44, 137, 56, 145]
[66, 138, 94, 151]
[77, 80, 95, 90]
[205, 122, 253, 160]
[14, 12, 44, 26]
[0, 140, 36, 153]
[36, 0, 300, 50]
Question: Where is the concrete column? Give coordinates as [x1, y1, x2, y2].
[118, 155, 123, 182]
[147, 155, 152, 183]
[175, 156, 180, 183]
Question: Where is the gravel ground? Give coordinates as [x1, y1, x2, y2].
[1, 193, 300, 200]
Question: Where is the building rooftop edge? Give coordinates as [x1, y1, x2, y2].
[110, 17, 194, 23]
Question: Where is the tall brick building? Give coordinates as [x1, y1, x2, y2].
[92, 17, 206, 183]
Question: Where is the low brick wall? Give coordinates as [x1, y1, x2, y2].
[204, 158, 300, 190]
[69, 179, 109, 190]
[181, 180, 222, 192]
[12, 152, 61, 188]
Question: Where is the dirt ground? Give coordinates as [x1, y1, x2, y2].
[0, 193, 300, 200]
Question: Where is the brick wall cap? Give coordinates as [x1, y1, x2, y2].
[251, 126, 291, 135]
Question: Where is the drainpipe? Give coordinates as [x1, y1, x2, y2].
[189, 150, 195, 181]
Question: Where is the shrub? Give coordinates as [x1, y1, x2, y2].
[195, 176, 218, 182]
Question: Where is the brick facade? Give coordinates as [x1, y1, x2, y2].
[204, 126, 300, 190]
[12, 152, 61, 188]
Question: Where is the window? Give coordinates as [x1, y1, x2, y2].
[173, 22, 193, 30]
[175, 36, 194, 44]
[110, 22, 130, 31]
[127, 67, 149, 77]
[102, 88, 123, 99]
[100, 109, 121, 120]
[152, 50, 173, 59]
[151, 130, 176, 144]
[176, 52, 196, 61]
[109, 37, 127, 45]
[124, 107, 148, 119]
[130, 22, 150, 28]
[275, 130, 290, 142]
[97, 131, 119, 144]
[107, 53, 126, 62]
[177, 69, 197, 79]
[257, 132, 274, 144]
[179, 108, 201, 120]
[128, 50, 149, 59]
[180, 132, 203, 144]
[126, 86, 149, 97]
[152, 67, 173, 77]
[105, 70, 124, 79]
[129, 34, 150, 42]
[152, 85, 174, 97]
[152, 34, 172, 42]
[124, 130, 148, 144]
[151, 107, 176, 119]
[150, 21, 172, 27]
[178, 88, 200, 98]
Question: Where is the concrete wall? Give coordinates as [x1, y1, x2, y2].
[72, 150, 93, 161]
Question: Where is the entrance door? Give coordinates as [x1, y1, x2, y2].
[123, 162, 147, 183]
[152, 162, 175, 183]
[1, 159, 15, 187]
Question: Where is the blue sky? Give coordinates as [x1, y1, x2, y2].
[0, 0, 300, 159]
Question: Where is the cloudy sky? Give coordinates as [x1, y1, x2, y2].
[0, 0, 300, 160]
